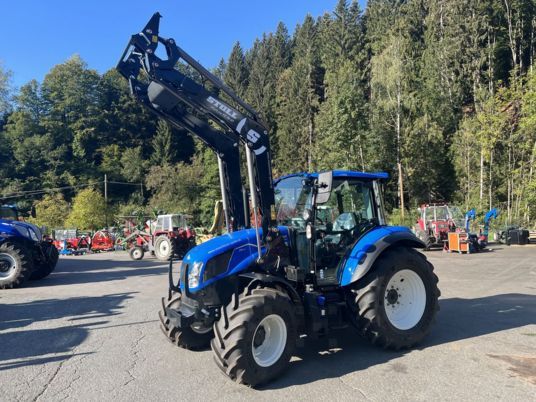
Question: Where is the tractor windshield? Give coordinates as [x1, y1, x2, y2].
[274, 175, 313, 228]
[425, 206, 449, 221]
[0, 206, 18, 220]
[172, 215, 184, 229]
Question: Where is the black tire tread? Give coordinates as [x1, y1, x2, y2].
[211, 286, 296, 387]
[158, 295, 213, 350]
[30, 245, 59, 280]
[0, 242, 32, 289]
[351, 247, 440, 350]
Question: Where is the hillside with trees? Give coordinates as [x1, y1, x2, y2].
[1, 0, 535, 230]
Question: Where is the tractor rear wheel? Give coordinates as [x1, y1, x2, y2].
[129, 246, 144, 260]
[30, 243, 59, 280]
[154, 236, 175, 261]
[211, 287, 297, 387]
[0, 242, 32, 289]
[349, 247, 439, 350]
[159, 295, 213, 349]
[415, 229, 431, 250]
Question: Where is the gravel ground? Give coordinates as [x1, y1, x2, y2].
[0, 244, 534, 401]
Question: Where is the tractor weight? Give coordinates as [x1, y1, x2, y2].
[159, 295, 213, 349]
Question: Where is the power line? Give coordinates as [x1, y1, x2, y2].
[1, 178, 220, 201]
[1, 183, 98, 200]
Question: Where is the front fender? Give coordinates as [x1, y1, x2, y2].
[339, 226, 425, 287]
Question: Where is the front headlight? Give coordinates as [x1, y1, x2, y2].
[188, 261, 203, 289]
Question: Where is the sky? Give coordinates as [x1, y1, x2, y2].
[0, 0, 355, 89]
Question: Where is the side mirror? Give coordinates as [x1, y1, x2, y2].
[316, 171, 333, 204]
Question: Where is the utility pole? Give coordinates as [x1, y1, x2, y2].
[104, 174, 108, 228]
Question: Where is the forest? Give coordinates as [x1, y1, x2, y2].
[0, 0, 535, 230]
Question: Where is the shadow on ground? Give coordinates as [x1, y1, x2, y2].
[0, 292, 135, 368]
[26, 256, 169, 287]
[263, 293, 536, 389]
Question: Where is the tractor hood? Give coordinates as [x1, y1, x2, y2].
[180, 227, 289, 293]
[0, 220, 42, 242]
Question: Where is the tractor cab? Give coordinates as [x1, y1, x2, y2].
[414, 203, 459, 249]
[0, 205, 20, 221]
[275, 171, 387, 285]
[153, 214, 190, 233]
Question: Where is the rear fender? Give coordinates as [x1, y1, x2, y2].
[339, 226, 425, 287]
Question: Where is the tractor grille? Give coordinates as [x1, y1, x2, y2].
[180, 262, 188, 285]
[203, 250, 233, 282]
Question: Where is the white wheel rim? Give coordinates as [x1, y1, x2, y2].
[133, 249, 142, 259]
[252, 314, 287, 367]
[159, 240, 169, 256]
[0, 253, 16, 279]
[384, 269, 426, 330]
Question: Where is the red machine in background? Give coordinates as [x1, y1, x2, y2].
[52, 229, 116, 255]
[90, 230, 115, 252]
[413, 204, 463, 250]
[125, 213, 196, 261]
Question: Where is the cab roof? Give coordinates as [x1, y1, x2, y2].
[275, 170, 389, 183]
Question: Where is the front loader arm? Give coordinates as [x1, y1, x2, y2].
[126, 78, 246, 231]
[117, 13, 275, 242]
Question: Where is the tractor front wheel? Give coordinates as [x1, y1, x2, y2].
[129, 246, 144, 260]
[211, 287, 297, 387]
[0, 242, 32, 289]
[349, 247, 440, 349]
[159, 295, 213, 349]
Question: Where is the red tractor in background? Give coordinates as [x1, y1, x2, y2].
[413, 204, 463, 250]
[126, 213, 196, 261]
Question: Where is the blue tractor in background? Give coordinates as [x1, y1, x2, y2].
[0, 204, 59, 289]
[118, 13, 440, 387]
[464, 208, 499, 252]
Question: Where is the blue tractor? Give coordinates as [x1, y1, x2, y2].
[464, 208, 499, 251]
[0, 204, 59, 289]
[118, 14, 440, 386]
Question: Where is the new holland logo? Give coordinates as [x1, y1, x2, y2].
[207, 96, 238, 119]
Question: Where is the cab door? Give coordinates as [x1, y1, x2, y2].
[313, 179, 377, 285]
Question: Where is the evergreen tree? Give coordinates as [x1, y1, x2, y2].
[275, 15, 322, 174]
[315, 1, 369, 171]
[0, 62, 11, 117]
[224, 42, 248, 97]
[151, 120, 175, 166]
